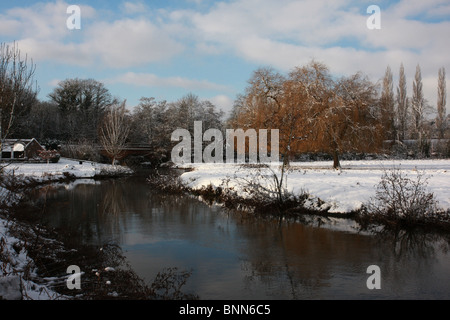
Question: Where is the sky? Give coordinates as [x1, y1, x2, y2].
[1, 0, 449, 117]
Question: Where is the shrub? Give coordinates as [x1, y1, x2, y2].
[146, 170, 187, 194]
[37, 149, 60, 164]
[60, 140, 101, 162]
[359, 168, 450, 230]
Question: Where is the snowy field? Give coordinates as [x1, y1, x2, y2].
[178, 159, 450, 214]
[1, 157, 132, 181]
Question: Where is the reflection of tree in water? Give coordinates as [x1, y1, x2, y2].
[234, 217, 450, 299]
[37, 179, 199, 299]
[40, 178, 450, 299]
[236, 220, 352, 299]
[97, 179, 129, 242]
[43, 176, 225, 245]
[379, 228, 450, 258]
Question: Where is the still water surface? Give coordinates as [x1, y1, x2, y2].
[40, 175, 450, 299]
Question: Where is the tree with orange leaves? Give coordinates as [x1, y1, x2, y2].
[229, 61, 382, 169]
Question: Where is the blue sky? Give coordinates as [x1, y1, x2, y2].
[1, 0, 449, 116]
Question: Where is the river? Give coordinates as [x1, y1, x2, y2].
[37, 174, 450, 300]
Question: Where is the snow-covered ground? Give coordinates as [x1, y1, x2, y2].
[1, 157, 449, 299]
[0, 218, 64, 300]
[178, 159, 450, 214]
[0, 158, 132, 300]
[1, 157, 132, 181]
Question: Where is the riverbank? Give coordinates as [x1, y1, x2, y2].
[1, 157, 133, 182]
[2, 158, 450, 299]
[162, 159, 450, 234]
[0, 158, 134, 300]
[176, 159, 450, 215]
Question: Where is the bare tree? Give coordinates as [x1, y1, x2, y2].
[436, 67, 447, 139]
[99, 102, 131, 165]
[396, 63, 408, 141]
[0, 42, 37, 148]
[129, 97, 172, 162]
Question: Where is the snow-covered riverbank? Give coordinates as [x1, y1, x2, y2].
[2, 157, 133, 181]
[0, 158, 133, 300]
[2, 157, 450, 299]
[178, 159, 450, 214]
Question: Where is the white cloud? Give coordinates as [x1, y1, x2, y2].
[3, 1, 96, 40]
[172, 1, 447, 61]
[15, 38, 94, 67]
[48, 78, 62, 87]
[169, 0, 449, 108]
[208, 94, 234, 114]
[389, 0, 450, 19]
[108, 72, 231, 92]
[1, 0, 449, 109]
[0, 18, 21, 36]
[5, 0, 448, 77]
[85, 18, 184, 68]
[121, 1, 149, 15]
[1, 1, 182, 68]
[186, 0, 206, 5]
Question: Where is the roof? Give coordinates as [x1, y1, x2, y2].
[1, 138, 43, 151]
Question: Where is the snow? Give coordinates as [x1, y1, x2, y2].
[178, 159, 450, 214]
[0, 157, 132, 299]
[2, 157, 132, 181]
[0, 217, 64, 300]
[1, 157, 449, 299]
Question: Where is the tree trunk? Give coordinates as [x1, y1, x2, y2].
[333, 150, 341, 169]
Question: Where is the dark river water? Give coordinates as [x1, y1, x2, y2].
[38, 174, 450, 300]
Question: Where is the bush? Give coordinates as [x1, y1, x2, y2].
[359, 168, 450, 230]
[146, 170, 188, 194]
[60, 140, 101, 162]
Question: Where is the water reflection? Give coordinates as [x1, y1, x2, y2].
[38, 176, 450, 299]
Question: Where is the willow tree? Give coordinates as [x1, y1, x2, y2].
[231, 61, 382, 169]
[293, 63, 381, 169]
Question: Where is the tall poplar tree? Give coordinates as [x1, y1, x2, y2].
[380, 66, 396, 141]
[411, 64, 425, 139]
[396, 63, 408, 141]
[436, 67, 447, 139]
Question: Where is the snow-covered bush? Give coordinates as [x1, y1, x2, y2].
[214, 164, 310, 217]
[370, 169, 436, 217]
[360, 168, 448, 229]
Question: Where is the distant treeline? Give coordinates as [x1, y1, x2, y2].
[1, 41, 448, 166]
